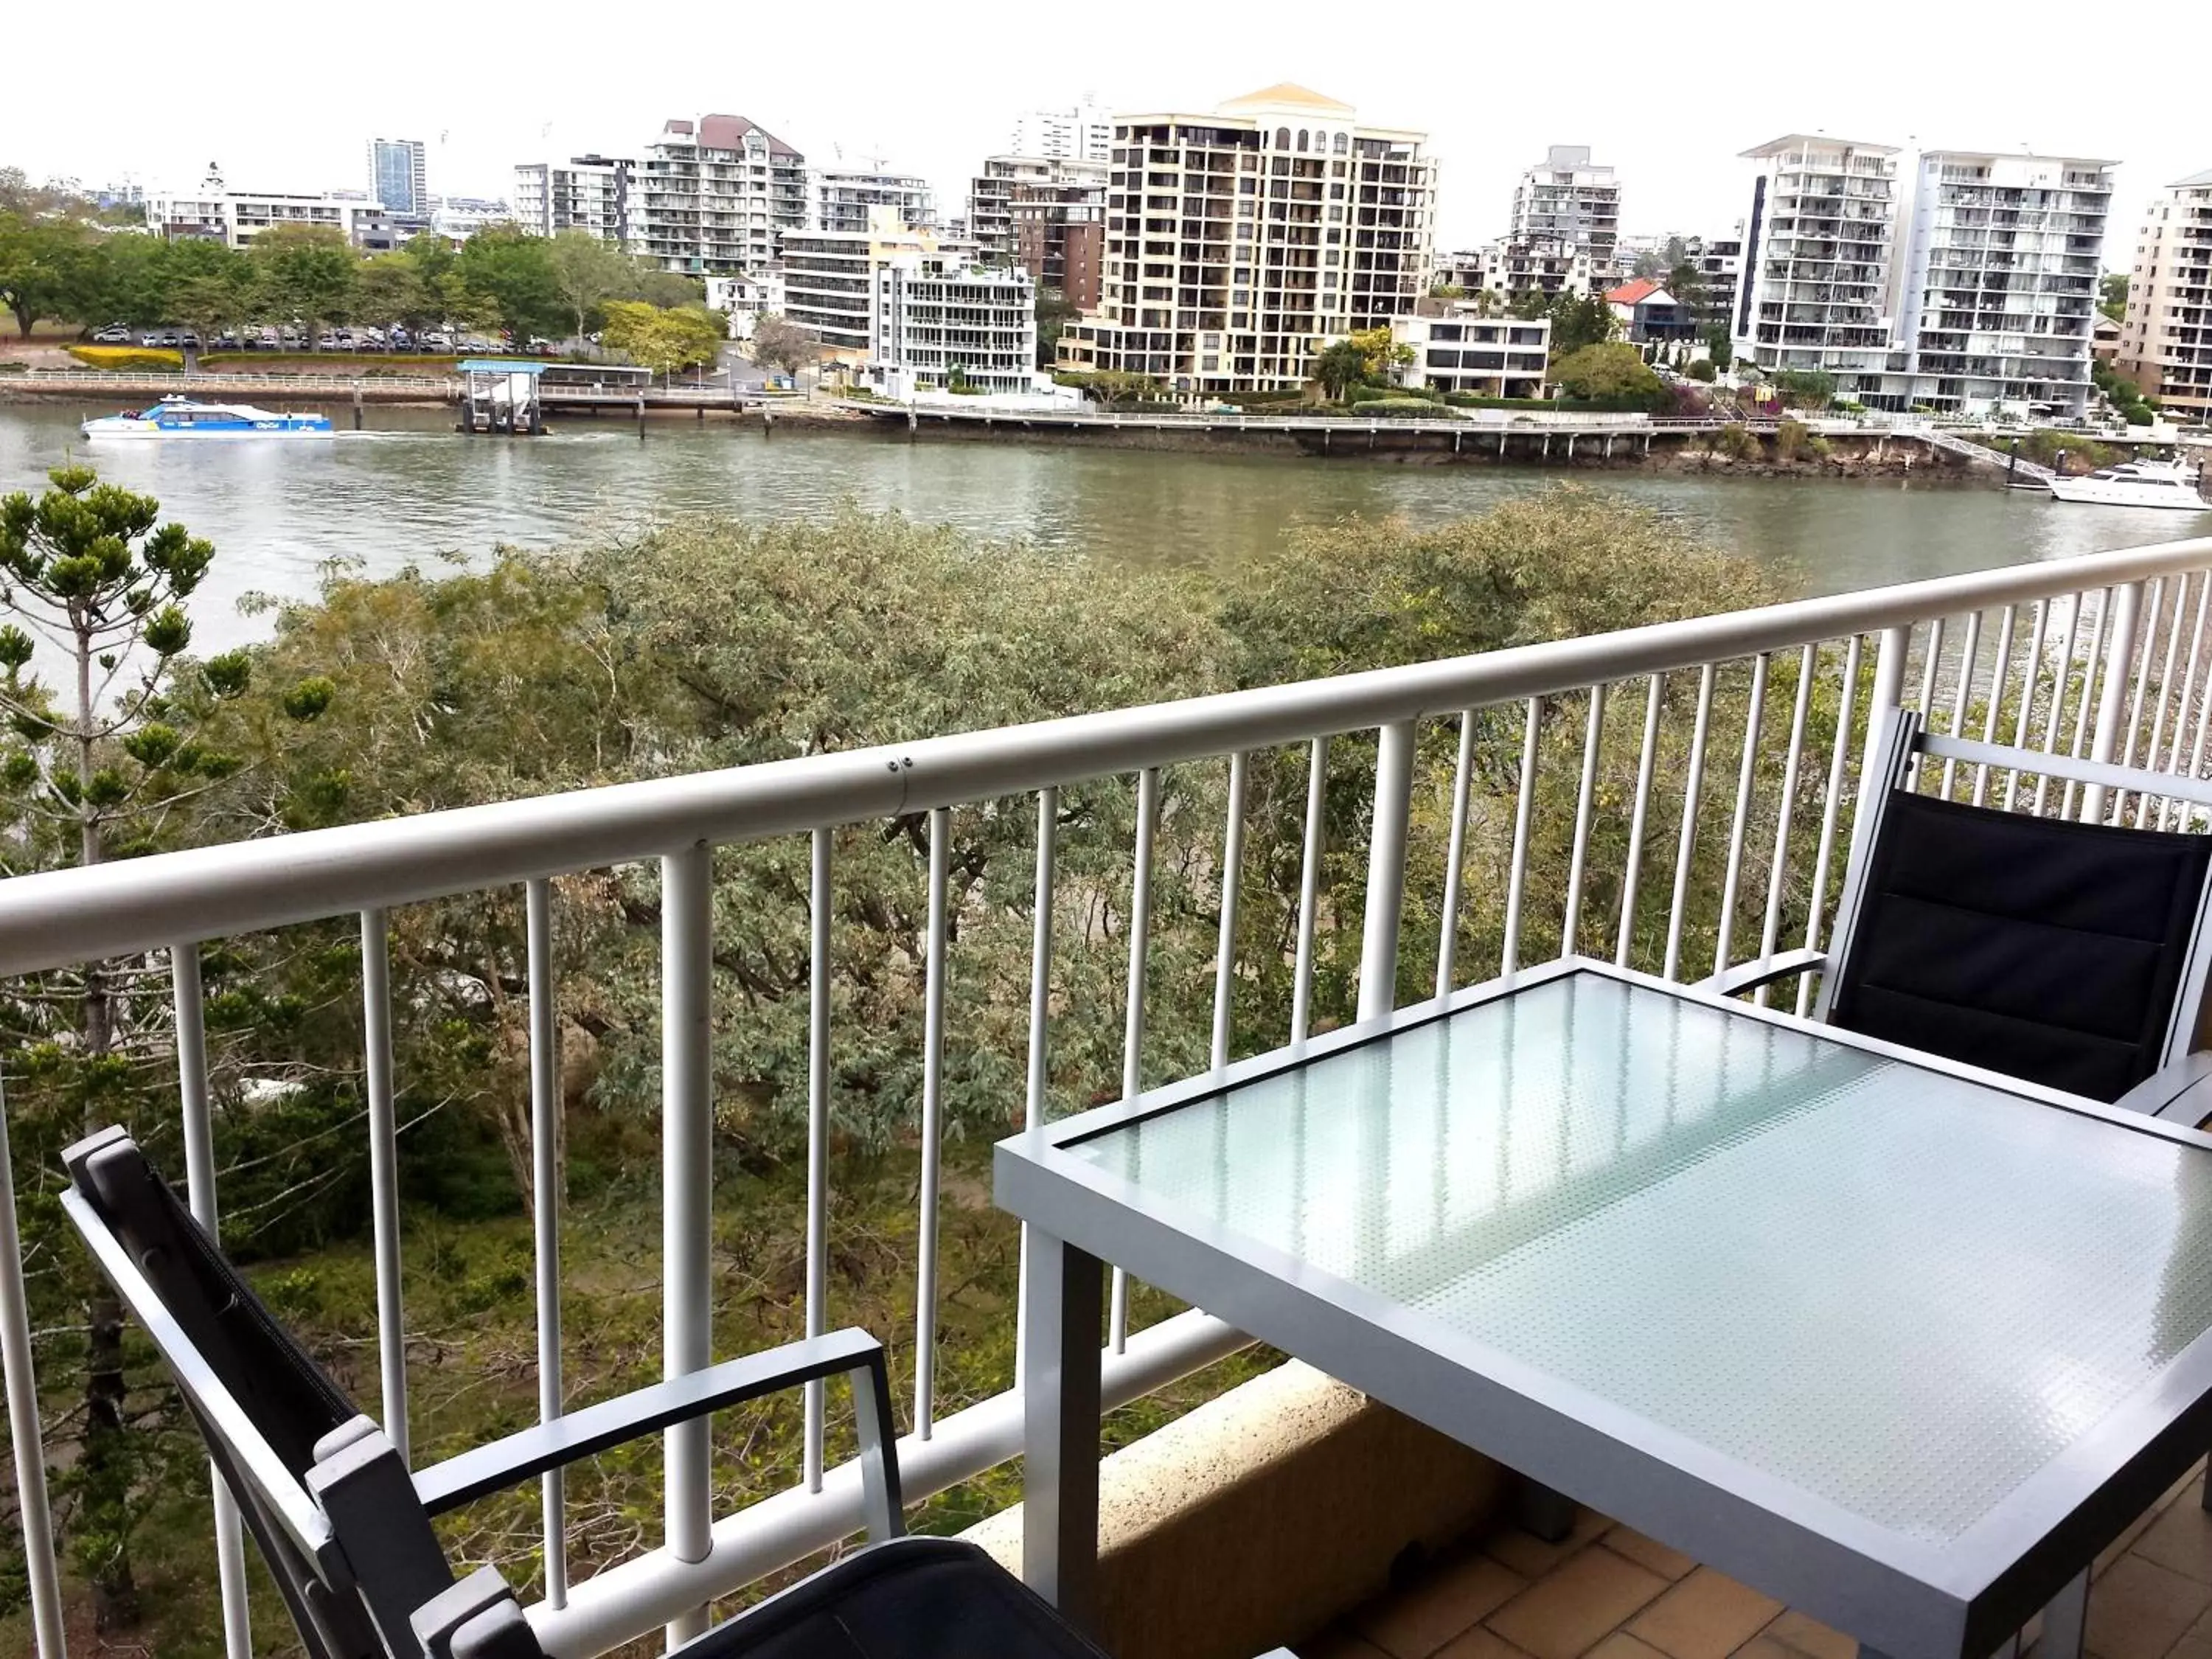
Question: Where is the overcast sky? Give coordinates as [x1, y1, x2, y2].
[11, 2, 2208, 257]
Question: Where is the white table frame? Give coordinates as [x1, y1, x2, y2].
[994, 956, 2212, 1659]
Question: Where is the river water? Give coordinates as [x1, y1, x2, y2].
[3, 403, 2204, 656]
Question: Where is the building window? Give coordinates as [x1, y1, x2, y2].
[1333, 132, 1349, 155]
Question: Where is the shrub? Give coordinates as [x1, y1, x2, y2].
[1549, 343, 1667, 411]
[1349, 382, 1440, 405]
[1352, 397, 1451, 417]
[1686, 359, 1717, 383]
[66, 344, 183, 371]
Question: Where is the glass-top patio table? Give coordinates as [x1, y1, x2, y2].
[993, 958, 2212, 1659]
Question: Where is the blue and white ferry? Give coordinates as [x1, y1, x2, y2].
[80, 395, 334, 439]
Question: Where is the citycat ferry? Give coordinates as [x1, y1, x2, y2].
[80, 395, 333, 439]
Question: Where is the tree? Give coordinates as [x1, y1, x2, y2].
[1771, 369, 1837, 411]
[624, 266, 708, 310]
[1033, 285, 1077, 368]
[1310, 338, 1368, 401]
[600, 299, 726, 381]
[1509, 288, 1553, 321]
[749, 311, 817, 378]
[251, 224, 356, 347]
[1549, 341, 1666, 408]
[544, 230, 629, 344]
[1546, 291, 1618, 357]
[1704, 321, 1733, 370]
[0, 215, 92, 337]
[1666, 260, 1705, 325]
[2101, 274, 2129, 323]
[354, 253, 427, 338]
[0, 468, 333, 1632]
[454, 225, 563, 342]
[159, 239, 254, 355]
[1347, 325, 1413, 381]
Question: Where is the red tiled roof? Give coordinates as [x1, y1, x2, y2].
[1606, 278, 1663, 305]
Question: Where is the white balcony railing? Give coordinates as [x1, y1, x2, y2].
[7, 533, 2212, 1658]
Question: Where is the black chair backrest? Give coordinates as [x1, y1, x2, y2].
[1831, 787, 2212, 1102]
[61, 1127, 425, 1658]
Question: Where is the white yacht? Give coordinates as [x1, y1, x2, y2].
[80, 395, 334, 439]
[2045, 460, 2208, 510]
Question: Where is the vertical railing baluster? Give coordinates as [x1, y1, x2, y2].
[1013, 786, 1057, 1388]
[1562, 684, 1607, 961]
[1847, 627, 1908, 878]
[1212, 754, 1248, 1066]
[661, 846, 713, 1646]
[173, 942, 251, 1658]
[1799, 636, 1865, 1018]
[1940, 611, 1983, 800]
[1752, 647, 1817, 1006]
[1291, 737, 1328, 1043]
[2035, 593, 2086, 815]
[1500, 698, 1544, 978]
[1972, 606, 2018, 807]
[915, 809, 950, 1438]
[2084, 580, 2145, 823]
[803, 830, 830, 1495]
[1662, 663, 1718, 981]
[2157, 576, 2209, 829]
[524, 880, 566, 1608]
[0, 1069, 64, 1659]
[1712, 654, 1771, 978]
[1361, 722, 1415, 1018]
[1435, 713, 1475, 998]
[1113, 767, 1160, 1352]
[2185, 602, 2212, 831]
[1916, 614, 1947, 717]
[2140, 577, 2189, 827]
[2065, 587, 2117, 819]
[1615, 674, 1665, 970]
[171, 947, 250, 1659]
[2107, 577, 2159, 824]
[2004, 599, 2049, 813]
[359, 908, 408, 1462]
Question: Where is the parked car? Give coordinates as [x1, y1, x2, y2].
[422, 331, 452, 350]
[92, 324, 133, 344]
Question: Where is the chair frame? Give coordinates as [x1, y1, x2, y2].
[1701, 707, 2212, 1121]
[59, 1124, 905, 1659]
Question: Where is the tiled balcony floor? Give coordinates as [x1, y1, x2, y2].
[1295, 1463, 2212, 1659]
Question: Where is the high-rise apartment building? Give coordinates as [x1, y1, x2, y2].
[1731, 136, 1904, 397]
[1686, 229, 1742, 339]
[1885, 150, 2111, 417]
[637, 114, 806, 276]
[1012, 100, 1114, 165]
[514, 155, 636, 244]
[968, 156, 1109, 307]
[812, 167, 936, 234]
[1433, 238, 1596, 303]
[863, 253, 1040, 399]
[1058, 84, 1438, 394]
[782, 209, 977, 358]
[368, 137, 427, 216]
[2118, 169, 2212, 422]
[1510, 146, 1620, 271]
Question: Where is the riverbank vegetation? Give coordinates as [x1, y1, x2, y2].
[1, 481, 1832, 1655]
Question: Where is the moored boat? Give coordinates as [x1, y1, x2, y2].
[80, 395, 334, 439]
[2045, 460, 2208, 510]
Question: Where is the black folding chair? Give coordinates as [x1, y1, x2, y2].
[1705, 708, 2212, 1116]
[59, 1126, 1109, 1659]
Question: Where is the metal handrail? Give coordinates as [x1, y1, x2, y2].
[3, 532, 2209, 978]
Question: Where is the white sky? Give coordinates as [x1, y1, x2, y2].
[10, 1, 2208, 258]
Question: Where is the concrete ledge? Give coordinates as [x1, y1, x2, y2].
[964, 1360, 1507, 1659]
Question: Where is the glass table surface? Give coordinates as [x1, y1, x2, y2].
[1066, 975, 2212, 1547]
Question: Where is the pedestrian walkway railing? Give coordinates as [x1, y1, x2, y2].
[6, 532, 2212, 1657]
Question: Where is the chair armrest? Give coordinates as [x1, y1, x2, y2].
[1694, 947, 1831, 1001]
[2115, 1052, 2212, 1125]
[414, 1566, 543, 1659]
[413, 1326, 903, 1540]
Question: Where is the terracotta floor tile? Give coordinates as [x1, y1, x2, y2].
[1436, 1627, 1545, 1659]
[1603, 1528, 1698, 1582]
[1354, 1551, 1528, 1659]
[1754, 1608, 1859, 1659]
[2087, 1554, 2212, 1659]
[1483, 1509, 1615, 1580]
[2138, 1488, 2212, 1587]
[1626, 1568, 1785, 1659]
[1486, 1543, 1671, 1659]
[1298, 1629, 1397, 1659]
[1584, 1635, 1674, 1659]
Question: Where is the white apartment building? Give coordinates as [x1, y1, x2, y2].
[1884, 150, 2111, 417]
[2118, 169, 2212, 422]
[813, 167, 936, 234]
[514, 155, 635, 243]
[1686, 229, 1742, 341]
[1391, 306, 1550, 397]
[1058, 83, 1439, 394]
[638, 114, 807, 276]
[1511, 146, 1621, 271]
[145, 169, 389, 248]
[1012, 100, 1114, 165]
[782, 208, 981, 358]
[863, 254, 1040, 398]
[1731, 136, 1904, 397]
[1433, 237, 1596, 302]
[704, 270, 786, 340]
[430, 197, 513, 241]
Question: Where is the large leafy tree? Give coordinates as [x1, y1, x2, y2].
[251, 223, 357, 346]
[353, 253, 427, 338]
[600, 299, 725, 379]
[1550, 341, 1666, 408]
[543, 229, 628, 344]
[1309, 338, 1368, 400]
[749, 312, 816, 377]
[1546, 291, 1619, 357]
[0, 467, 332, 1632]
[454, 225, 563, 342]
[0, 215, 92, 337]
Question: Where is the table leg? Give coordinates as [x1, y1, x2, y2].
[1517, 1477, 1578, 1544]
[2039, 1568, 2089, 1659]
[1022, 1228, 1103, 1630]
